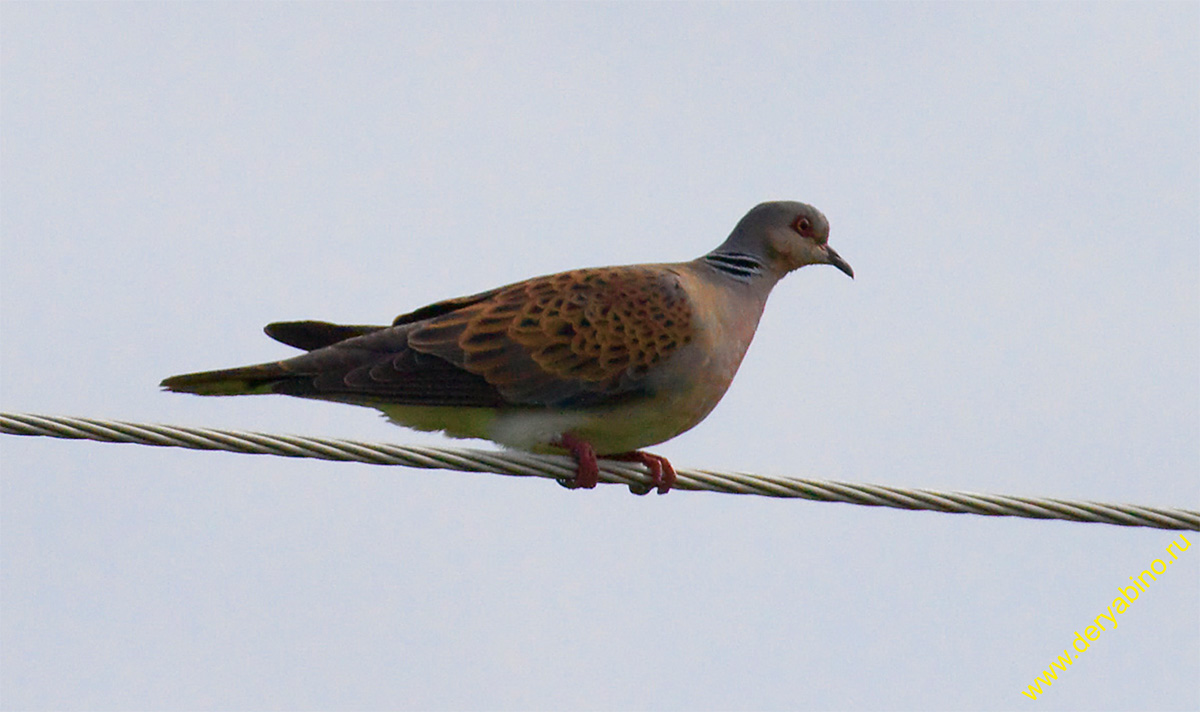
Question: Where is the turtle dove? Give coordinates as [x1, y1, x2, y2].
[162, 201, 852, 494]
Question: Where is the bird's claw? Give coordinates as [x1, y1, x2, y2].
[556, 433, 600, 489]
[555, 435, 676, 495]
[609, 450, 677, 495]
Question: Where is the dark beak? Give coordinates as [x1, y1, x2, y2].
[825, 246, 854, 279]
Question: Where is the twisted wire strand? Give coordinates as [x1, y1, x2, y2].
[3, 412, 1196, 531]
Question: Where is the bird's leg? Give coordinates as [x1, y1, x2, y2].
[606, 451, 677, 495]
[554, 435, 676, 494]
[556, 432, 600, 489]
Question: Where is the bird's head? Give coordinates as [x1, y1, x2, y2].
[716, 201, 853, 279]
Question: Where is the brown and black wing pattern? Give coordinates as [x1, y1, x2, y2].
[162, 266, 694, 410]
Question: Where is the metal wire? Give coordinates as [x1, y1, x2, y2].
[3, 411, 1196, 531]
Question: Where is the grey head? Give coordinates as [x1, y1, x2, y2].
[703, 201, 853, 282]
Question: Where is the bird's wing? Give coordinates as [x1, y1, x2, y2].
[405, 265, 696, 407]
[163, 265, 696, 410]
[391, 287, 505, 327]
[264, 321, 386, 351]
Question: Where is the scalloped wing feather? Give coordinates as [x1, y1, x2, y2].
[166, 267, 697, 412]
[406, 266, 695, 406]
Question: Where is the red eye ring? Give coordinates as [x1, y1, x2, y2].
[793, 216, 812, 233]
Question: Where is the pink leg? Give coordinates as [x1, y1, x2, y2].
[556, 433, 600, 489]
[607, 451, 677, 495]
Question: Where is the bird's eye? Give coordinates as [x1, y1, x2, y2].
[793, 216, 811, 233]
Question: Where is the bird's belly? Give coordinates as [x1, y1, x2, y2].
[377, 340, 742, 455]
[493, 382, 728, 455]
[376, 404, 502, 441]
[378, 386, 724, 456]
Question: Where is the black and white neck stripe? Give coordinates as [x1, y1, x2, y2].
[703, 251, 765, 282]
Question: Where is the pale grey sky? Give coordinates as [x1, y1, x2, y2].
[2, 3, 1197, 710]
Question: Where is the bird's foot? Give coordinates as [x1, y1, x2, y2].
[556, 433, 600, 489]
[607, 451, 677, 495]
[554, 435, 676, 495]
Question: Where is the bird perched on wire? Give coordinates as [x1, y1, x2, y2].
[162, 201, 852, 494]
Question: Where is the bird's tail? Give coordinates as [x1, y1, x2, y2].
[160, 362, 290, 396]
[161, 320, 390, 396]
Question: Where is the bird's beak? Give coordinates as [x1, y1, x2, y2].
[824, 246, 854, 279]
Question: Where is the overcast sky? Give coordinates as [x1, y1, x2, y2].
[2, 3, 1197, 710]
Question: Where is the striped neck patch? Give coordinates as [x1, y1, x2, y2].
[703, 251, 764, 281]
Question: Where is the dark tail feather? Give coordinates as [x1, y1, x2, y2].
[165, 321, 387, 395]
[264, 321, 385, 351]
[160, 362, 291, 396]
